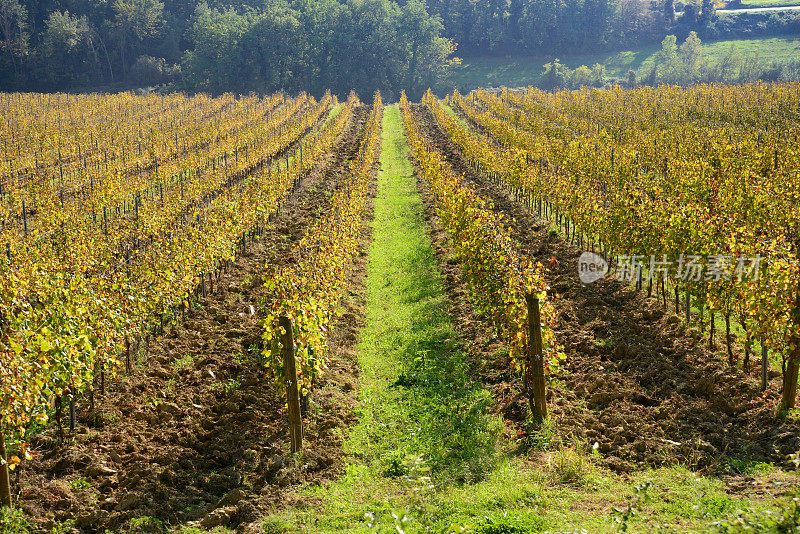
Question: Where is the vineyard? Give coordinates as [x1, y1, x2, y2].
[1, 85, 799, 533]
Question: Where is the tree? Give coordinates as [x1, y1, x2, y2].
[568, 64, 592, 88]
[581, 0, 614, 50]
[0, 0, 28, 81]
[239, 7, 308, 93]
[508, 0, 523, 44]
[37, 11, 95, 86]
[679, 31, 701, 82]
[113, 0, 165, 74]
[682, 2, 699, 27]
[542, 58, 569, 88]
[613, 0, 657, 45]
[700, 0, 716, 26]
[520, 0, 561, 50]
[339, 0, 404, 97]
[590, 62, 606, 86]
[398, 0, 456, 98]
[664, 0, 675, 28]
[627, 68, 638, 86]
[657, 34, 680, 83]
[646, 64, 657, 85]
[182, 3, 250, 92]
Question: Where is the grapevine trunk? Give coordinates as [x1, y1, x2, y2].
[0, 432, 11, 508]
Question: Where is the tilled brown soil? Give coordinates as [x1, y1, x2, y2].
[15, 105, 377, 533]
[409, 103, 800, 478]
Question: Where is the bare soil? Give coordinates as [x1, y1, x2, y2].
[15, 104, 378, 533]
[409, 103, 800, 480]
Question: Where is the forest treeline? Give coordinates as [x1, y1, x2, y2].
[0, 0, 456, 98]
[0, 0, 799, 95]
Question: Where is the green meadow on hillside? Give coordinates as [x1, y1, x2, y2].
[449, 36, 800, 90]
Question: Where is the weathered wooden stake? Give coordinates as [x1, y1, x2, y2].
[525, 293, 548, 423]
[279, 316, 303, 453]
[761, 338, 768, 392]
[0, 432, 11, 507]
[55, 397, 64, 443]
[69, 394, 76, 432]
[725, 314, 734, 367]
[685, 291, 691, 324]
[709, 313, 715, 350]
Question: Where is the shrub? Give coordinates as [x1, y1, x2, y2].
[626, 69, 637, 86]
[0, 508, 33, 534]
[130, 55, 181, 86]
[709, 494, 800, 533]
[548, 445, 592, 486]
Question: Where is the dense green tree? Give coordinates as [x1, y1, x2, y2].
[519, 0, 560, 50]
[626, 68, 637, 86]
[2, 0, 796, 94]
[678, 30, 701, 81]
[113, 0, 165, 74]
[581, 0, 614, 48]
[656, 33, 679, 82]
[178, 0, 454, 99]
[699, 0, 715, 26]
[239, 6, 309, 92]
[0, 0, 28, 79]
[614, 0, 657, 44]
[36, 10, 95, 86]
[664, 0, 674, 28]
[398, 0, 451, 97]
[541, 58, 568, 88]
[181, 3, 251, 92]
[681, 1, 699, 27]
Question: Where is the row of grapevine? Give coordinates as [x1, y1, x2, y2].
[1, 92, 288, 195]
[261, 93, 383, 400]
[0, 91, 359, 473]
[400, 92, 561, 420]
[1, 93, 328, 263]
[439, 85, 800, 413]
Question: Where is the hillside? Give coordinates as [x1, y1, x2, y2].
[1, 85, 800, 533]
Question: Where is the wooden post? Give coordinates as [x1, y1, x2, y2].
[709, 313, 715, 350]
[761, 337, 768, 392]
[0, 432, 11, 507]
[685, 291, 691, 324]
[69, 394, 75, 432]
[780, 248, 800, 413]
[525, 293, 548, 423]
[725, 314, 734, 367]
[279, 316, 303, 452]
[674, 285, 680, 314]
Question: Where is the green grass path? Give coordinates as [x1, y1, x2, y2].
[264, 103, 507, 533]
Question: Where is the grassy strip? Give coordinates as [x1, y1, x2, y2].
[269, 102, 499, 532]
